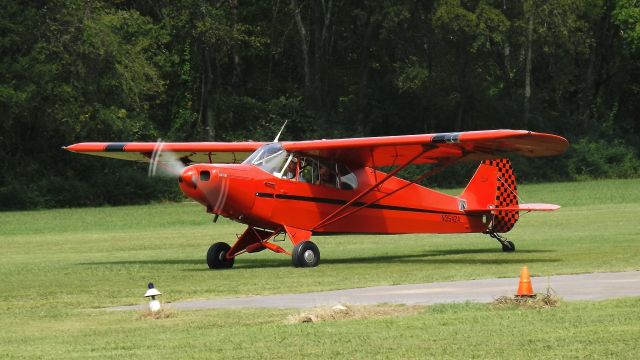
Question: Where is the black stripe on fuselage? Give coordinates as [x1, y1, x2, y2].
[105, 143, 127, 151]
[257, 192, 468, 216]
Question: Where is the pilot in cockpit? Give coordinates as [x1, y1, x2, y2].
[317, 164, 337, 187]
[282, 157, 298, 180]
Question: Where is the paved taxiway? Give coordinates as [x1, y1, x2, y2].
[111, 271, 640, 310]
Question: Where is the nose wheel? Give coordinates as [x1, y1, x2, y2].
[207, 242, 235, 269]
[292, 241, 320, 267]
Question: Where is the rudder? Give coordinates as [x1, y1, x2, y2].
[484, 159, 519, 233]
[461, 158, 519, 233]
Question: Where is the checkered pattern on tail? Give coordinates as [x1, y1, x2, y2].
[483, 159, 519, 233]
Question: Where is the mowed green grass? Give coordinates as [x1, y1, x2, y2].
[1, 178, 639, 358]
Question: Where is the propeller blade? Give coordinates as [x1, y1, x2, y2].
[148, 139, 186, 178]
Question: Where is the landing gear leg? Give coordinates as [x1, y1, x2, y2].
[489, 233, 515, 252]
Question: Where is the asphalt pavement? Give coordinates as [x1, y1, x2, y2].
[110, 271, 640, 310]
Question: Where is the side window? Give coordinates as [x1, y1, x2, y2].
[278, 154, 309, 182]
[298, 157, 318, 183]
[277, 155, 298, 179]
[337, 164, 358, 190]
[294, 156, 358, 190]
[317, 161, 339, 188]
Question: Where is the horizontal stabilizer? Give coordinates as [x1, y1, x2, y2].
[465, 203, 560, 213]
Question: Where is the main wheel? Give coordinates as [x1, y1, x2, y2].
[501, 240, 516, 252]
[207, 242, 235, 269]
[291, 241, 320, 268]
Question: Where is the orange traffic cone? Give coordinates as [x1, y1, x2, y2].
[516, 266, 535, 297]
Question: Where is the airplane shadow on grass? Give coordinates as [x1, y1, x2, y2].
[78, 248, 558, 270]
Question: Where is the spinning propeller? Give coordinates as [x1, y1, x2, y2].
[147, 139, 188, 178]
[148, 139, 229, 219]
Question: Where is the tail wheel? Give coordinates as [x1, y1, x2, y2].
[292, 241, 320, 268]
[489, 233, 516, 252]
[501, 240, 516, 252]
[207, 242, 235, 269]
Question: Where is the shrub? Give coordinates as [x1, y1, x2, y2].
[568, 138, 640, 179]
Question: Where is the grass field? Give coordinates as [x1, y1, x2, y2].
[1, 178, 639, 358]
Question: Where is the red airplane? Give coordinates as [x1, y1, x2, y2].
[65, 129, 568, 269]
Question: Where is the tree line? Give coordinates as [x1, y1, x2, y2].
[1, 0, 639, 210]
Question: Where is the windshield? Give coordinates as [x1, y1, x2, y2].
[243, 144, 358, 189]
[242, 143, 289, 175]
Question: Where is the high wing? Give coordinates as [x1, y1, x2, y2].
[65, 130, 568, 167]
[63, 142, 267, 164]
[281, 130, 568, 167]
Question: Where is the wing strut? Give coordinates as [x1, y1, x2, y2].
[312, 145, 455, 231]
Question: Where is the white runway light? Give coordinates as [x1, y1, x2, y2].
[144, 282, 162, 312]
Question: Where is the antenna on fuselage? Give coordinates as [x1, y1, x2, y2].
[273, 120, 288, 143]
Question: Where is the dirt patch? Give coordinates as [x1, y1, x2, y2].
[492, 288, 561, 309]
[138, 307, 176, 320]
[286, 303, 423, 324]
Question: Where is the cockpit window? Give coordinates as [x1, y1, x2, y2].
[298, 156, 358, 190]
[244, 144, 358, 190]
[242, 143, 289, 175]
[336, 164, 358, 190]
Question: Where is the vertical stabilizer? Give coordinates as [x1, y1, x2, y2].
[460, 159, 519, 233]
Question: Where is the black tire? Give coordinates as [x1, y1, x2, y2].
[291, 247, 301, 268]
[291, 241, 320, 268]
[207, 242, 235, 269]
[501, 240, 516, 252]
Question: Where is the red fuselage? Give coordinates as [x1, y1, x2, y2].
[179, 163, 490, 235]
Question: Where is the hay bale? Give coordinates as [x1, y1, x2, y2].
[287, 303, 422, 324]
[492, 287, 561, 309]
[139, 307, 176, 320]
